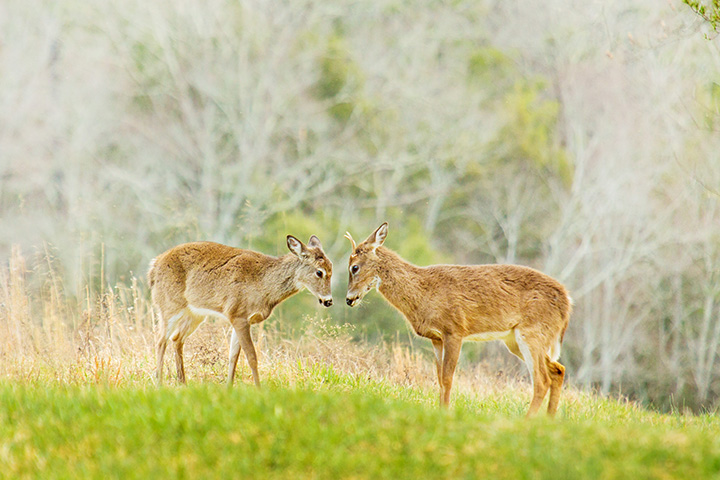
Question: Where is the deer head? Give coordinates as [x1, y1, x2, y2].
[345, 222, 388, 307]
[287, 235, 334, 307]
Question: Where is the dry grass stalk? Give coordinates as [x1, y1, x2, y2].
[0, 246, 530, 403]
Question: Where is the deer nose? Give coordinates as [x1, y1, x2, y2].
[346, 297, 355, 306]
[323, 299, 333, 307]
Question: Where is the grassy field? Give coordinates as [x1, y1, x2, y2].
[3, 369, 720, 479]
[2, 248, 720, 479]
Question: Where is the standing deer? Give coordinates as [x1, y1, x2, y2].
[345, 223, 571, 416]
[148, 235, 333, 386]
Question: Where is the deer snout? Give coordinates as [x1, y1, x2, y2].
[319, 297, 333, 307]
[346, 296, 357, 307]
[323, 299, 333, 307]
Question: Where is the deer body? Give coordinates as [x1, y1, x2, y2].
[345, 224, 571, 416]
[149, 237, 332, 386]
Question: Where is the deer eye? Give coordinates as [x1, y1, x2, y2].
[351, 265, 359, 274]
[316, 270, 323, 278]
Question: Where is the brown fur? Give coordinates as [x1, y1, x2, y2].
[345, 223, 571, 416]
[149, 236, 333, 386]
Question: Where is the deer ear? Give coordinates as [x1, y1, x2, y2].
[366, 222, 388, 250]
[308, 235, 323, 250]
[287, 235, 306, 257]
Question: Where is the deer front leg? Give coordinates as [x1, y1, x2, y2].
[227, 327, 242, 386]
[431, 338, 444, 401]
[237, 322, 261, 387]
[440, 334, 462, 407]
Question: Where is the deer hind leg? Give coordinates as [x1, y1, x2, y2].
[155, 309, 183, 386]
[156, 331, 169, 386]
[168, 309, 205, 384]
[503, 333, 523, 360]
[515, 330, 551, 417]
[546, 358, 566, 416]
[174, 339, 186, 384]
[156, 340, 167, 385]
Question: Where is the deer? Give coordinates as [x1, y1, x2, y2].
[344, 223, 572, 416]
[148, 235, 333, 386]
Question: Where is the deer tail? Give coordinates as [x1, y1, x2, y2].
[147, 257, 157, 288]
[549, 294, 572, 362]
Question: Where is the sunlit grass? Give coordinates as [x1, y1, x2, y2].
[2, 371, 720, 479]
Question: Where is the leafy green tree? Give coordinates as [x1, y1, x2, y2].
[683, 0, 720, 32]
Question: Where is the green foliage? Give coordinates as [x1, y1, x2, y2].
[315, 33, 365, 124]
[327, 102, 355, 123]
[316, 36, 352, 99]
[129, 41, 160, 112]
[467, 44, 572, 186]
[699, 81, 720, 129]
[3, 380, 720, 479]
[684, 0, 720, 32]
[467, 45, 513, 91]
[499, 80, 573, 186]
[312, 31, 392, 155]
[262, 211, 332, 255]
[386, 215, 449, 266]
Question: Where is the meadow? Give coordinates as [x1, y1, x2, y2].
[2, 248, 720, 479]
[4, 378, 720, 479]
[2, 1, 719, 477]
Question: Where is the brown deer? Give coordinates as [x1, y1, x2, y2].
[148, 235, 333, 386]
[344, 223, 571, 416]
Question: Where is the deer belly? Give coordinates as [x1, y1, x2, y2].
[464, 329, 513, 342]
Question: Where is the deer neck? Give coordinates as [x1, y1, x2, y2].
[261, 253, 303, 307]
[376, 247, 424, 319]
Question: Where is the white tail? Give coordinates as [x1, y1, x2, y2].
[345, 223, 572, 416]
[149, 236, 333, 386]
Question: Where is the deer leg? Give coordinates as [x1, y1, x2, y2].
[237, 322, 260, 387]
[227, 327, 242, 386]
[431, 338, 444, 400]
[546, 358, 566, 416]
[155, 309, 176, 386]
[156, 335, 168, 386]
[515, 330, 551, 417]
[503, 334, 524, 360]
[508, 334, 562, 416]
[174, 339, 186, 384]
[527, 354, 551, 417]
[440, 335, 462, 407]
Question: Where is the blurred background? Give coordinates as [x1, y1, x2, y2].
[1, 0, 719, 411]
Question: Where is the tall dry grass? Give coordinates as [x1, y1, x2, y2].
[0, 245, 530, 402]
[0, 245, 154, 385]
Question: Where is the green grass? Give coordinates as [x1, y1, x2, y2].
[2, 368, 720, 479]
